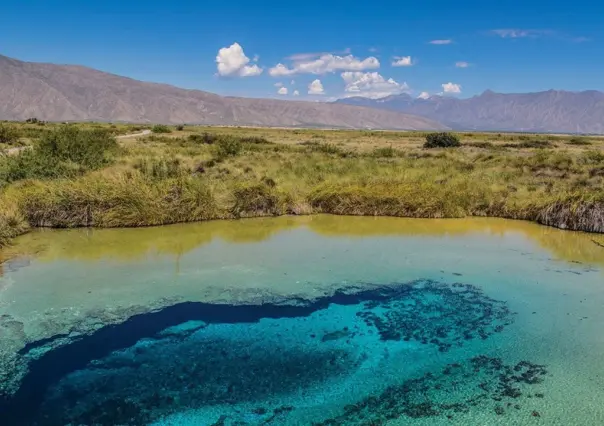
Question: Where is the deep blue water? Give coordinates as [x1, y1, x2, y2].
[1, 280, 546, 425]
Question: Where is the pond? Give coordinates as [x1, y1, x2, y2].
[0, 216, 603, 425]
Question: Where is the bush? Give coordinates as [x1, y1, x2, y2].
[152, 124, 172, 134]
[371, 146, 397, 158]
[240, 136, 271, 144]
[0, 150, 80, 183]
[0, 127, 118, 184]
[567, 137, 592, 146]
[188, 133, 217, 144]
[0, 124, 20, 144]
[37, 126, 118, 169]
[175, 124, 185, 131]
[424, 132, 461, 148]
[501, 140, 553, 149]
[213, 136, 243, 159]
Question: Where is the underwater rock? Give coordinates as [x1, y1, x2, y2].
[314, 356, 548, 425]
[357, 280, 513, 351]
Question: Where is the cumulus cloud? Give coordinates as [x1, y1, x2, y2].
[274, 82, 284, 87]
[442, 82, 462, 94]
[290, 80, 296, 85]
[277, 87, 288, 95]
[308, 79, 325, 95]
[392, 56, 413, 67]
[455, 61, 470, 68]
[429, 39, 453, 45]
[417, 92, 431, 99]
[269, 53, 380, 77]
[268, 64, 295, 77]
[341, 72, 409, 99]
[293, 90, 300, 96]
[216, 43, 263, 77]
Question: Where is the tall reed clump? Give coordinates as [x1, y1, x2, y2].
[308, 178, 495, 219]
[0, 127, 118, 184]
[5, 173, 222, 228]
[0, 199, 29, 247]
[230, 180, 287, 217]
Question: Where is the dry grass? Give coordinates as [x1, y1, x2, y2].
[0, 122, 603, 246]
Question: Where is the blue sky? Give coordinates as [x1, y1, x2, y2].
[2, 0, 602, 100]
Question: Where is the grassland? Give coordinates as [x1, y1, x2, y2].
[1, 120, 604, 246]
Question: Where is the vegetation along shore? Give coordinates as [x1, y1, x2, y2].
[0, 120, 603, 247]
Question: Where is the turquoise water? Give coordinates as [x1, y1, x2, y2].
[0, 216, 603, 425]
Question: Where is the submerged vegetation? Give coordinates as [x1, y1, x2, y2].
[0, 121, 603, 245]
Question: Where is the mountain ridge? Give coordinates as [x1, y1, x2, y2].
[0, 54, 445, 130]
[336, 89, 604, 134]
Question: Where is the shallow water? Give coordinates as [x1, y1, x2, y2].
[0, 216, 603, 425]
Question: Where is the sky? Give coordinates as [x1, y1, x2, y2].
[1, 0, 603, 100]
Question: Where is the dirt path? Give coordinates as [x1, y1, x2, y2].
[115, 129, 151, 139]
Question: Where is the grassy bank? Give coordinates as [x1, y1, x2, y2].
[1, 121, 604, 246]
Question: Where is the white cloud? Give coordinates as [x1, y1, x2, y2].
[253, 54, 260, 62]
[491, 29, 550, 39]
[341, 72, 409, 99]
[274, 82, 284, 88]
[290, 80, 296, 85]
[269, 53, 379, 77]
[293, 90, 300, 96]
[268, 63, 297, 77]
[455, 61, 470, 68]
[429, 39, 453, 45]
[392, 56, 413, 67]
[442, 82, 462, 94]
[308, 79, 325, 95]
[417, 92, 431, 99]
[277, 87, 288, 95]
[216, 43, 263, 77]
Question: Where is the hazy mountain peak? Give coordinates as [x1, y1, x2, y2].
[337, 88, 604, 133]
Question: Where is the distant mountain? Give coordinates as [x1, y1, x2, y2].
[337, 90, 604, 134]
[0, 55, 445, 130]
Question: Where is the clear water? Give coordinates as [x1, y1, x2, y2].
[0, 216, 603, 425]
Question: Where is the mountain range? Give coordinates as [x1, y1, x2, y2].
[2, 53, 603, 134]
[336, 90, 604, 134]
[0, 55, 444, 131]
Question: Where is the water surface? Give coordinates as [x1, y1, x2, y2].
[1, 216, 603, 425]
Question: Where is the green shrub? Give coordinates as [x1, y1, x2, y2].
[188, 133, 217, 144]
[213, 136, 243, 159]
[240, 136, 271, 144]
[152, 124, 172, 134]
[567, 137, 592, 146]
[37, 126, 118, 169]
[0, 124, 20, 144]
[175, 124, 185, 131]
[501, 140, 553, 149]
[424, 132, 461, 148]
[0, 150, 80, 183]
[0, 127, 118, 184]
[371, 146, 397, 158]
